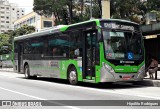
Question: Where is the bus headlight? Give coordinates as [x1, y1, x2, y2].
[138, 64, 145, 74]
[103, 63, 114, 73]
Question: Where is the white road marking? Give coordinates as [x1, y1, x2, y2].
[0, 86, 80, 109]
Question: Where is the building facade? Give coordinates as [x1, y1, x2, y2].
[0, 0, 25, 33]
[14, 12, 55, 32]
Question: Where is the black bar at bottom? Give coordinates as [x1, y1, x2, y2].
[0, 100, 160, 106]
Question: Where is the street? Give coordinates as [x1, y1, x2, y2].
[0, 71, 160, 109]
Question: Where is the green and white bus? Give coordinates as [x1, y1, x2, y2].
[13, 19, 145, 84]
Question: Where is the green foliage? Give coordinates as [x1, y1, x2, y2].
[0, 34, 11, 54]
[33, 0, 160, 24]
[111, 0, 160, 24]
[33, 0, 102, 25]
[15, 25, 35, 37]
[0, 25, 35, 54]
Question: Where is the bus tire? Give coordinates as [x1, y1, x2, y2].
[68, 67, 78, 85]
[24, 65, 31, 79]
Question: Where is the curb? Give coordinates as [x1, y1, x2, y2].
[143, 79, 160, 87]
[152, 80, 160, 87]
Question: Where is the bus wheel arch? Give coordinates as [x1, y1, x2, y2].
[67, 65, 78, 85]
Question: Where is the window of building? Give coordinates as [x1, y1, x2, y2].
[23, 21, 26, 24]
[6, 7, 9, 10]
[6, 21, 9, 23]
[43, 21, 52, 27]
[30, 18, 33, 23]
[30, 17, 35, 24]
[27, 19, 30, 24]
[17, 24, 20, 28]
[6, 16, 9, 19]
[17, 10, 19, 12]
[12, 8, 15, 10]
[20, 23, 22, 26]
[1, 30, 5, 33]
[33, 17, 35, 22]
[1, 25, 5, 28]
[1, 7, 5, 9]
[1, 21, 5, 23]
[1, 12, 4, 14]
[1, 16, 4, 18]
[14, 25, 17, 29]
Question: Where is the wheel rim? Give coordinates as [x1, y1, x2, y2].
[69, 71, 77, 82]
[25, 67, 29, 78]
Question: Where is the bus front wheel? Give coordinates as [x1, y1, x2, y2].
[68, 67, 78, 85]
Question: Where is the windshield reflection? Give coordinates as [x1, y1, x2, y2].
[103, 30, 143, 60]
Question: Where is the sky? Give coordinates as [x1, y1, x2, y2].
[8, 0, 33, 14]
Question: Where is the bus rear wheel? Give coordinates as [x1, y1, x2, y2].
[24, 65, 31, 79]
[24, 65, 37, 79]
[68, 67, 78, 85]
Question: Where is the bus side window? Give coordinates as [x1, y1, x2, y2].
[46, 33, 70, 58]
[69, 30, 83, 58]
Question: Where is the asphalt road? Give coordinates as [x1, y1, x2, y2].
[0, 71, 160, 109]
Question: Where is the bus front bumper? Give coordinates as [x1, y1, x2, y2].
[100, 66, 145, 83]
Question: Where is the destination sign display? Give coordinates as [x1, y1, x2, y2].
[101, 21, 140, 31]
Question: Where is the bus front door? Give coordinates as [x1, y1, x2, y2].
[83, 30, 97, 80]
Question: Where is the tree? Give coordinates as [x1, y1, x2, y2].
[15, 25, 35, 37]
[0, 25, 35, 54]
[0, 34, 11, 54]
[111, 0, 160, 24]
[33, 0, 102, 25]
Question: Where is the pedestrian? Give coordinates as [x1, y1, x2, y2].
[148, 57, 158, 79]
[144, 54, 152, 77]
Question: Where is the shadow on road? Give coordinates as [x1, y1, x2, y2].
[19, 76, 155, 89]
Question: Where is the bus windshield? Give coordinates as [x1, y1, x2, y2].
[103, 30, 143, 60]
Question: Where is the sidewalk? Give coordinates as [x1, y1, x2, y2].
[144, 71, 160, 87]
[0, 68, 13, 72]
[145, 71, 160, 79]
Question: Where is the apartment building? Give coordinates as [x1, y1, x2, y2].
[0, 0, 25, 33]
[14, 12, 55, 32]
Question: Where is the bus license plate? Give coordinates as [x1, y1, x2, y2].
[122, 76, 131, 80]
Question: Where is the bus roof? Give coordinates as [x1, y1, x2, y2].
[14, 19, 139, 41]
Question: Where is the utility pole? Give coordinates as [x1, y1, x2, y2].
[90, 0, 93, 19]
[102, 0, 110, 19]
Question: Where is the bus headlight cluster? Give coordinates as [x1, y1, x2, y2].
[103, 63, 114, 73]
[138, 64, 145, 74]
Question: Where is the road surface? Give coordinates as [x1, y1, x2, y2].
[0, 71, 160, 109]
